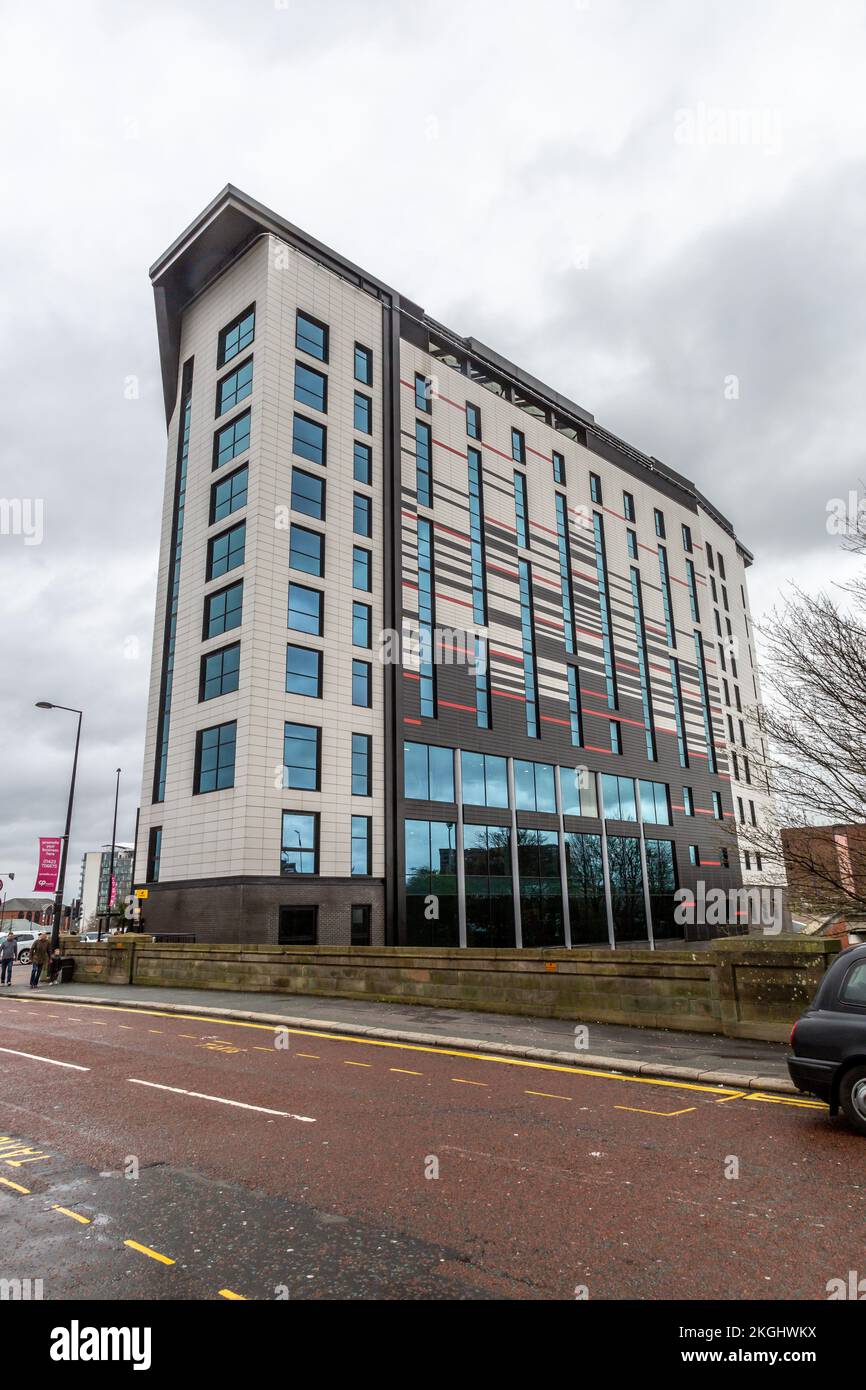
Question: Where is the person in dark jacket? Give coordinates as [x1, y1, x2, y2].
[30, 934, 49, 988]
[0, 931, 16, 985]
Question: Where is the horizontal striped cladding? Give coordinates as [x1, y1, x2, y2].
[395, 335, 762, 882]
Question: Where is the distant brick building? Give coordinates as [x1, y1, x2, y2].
[781, 824, 866, 914]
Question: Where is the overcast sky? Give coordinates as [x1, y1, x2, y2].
[1, 0, 864, 901]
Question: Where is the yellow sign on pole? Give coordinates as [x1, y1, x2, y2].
[134, 888, 149, 900]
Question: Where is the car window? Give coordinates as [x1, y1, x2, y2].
[840, 961, 866, 1006]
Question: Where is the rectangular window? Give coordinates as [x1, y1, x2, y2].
[610, 720, 622, 754]
[467, 447, 487, 626]
[559, 766, 598, 818]
[511, 428, 525, 463]
[463, 823, 516, 949]
[415, 373, 432, 413]
[291, 468, 325, 520]
[601, 773, 637, 821]
[286, 644, 322, 698]
[280, 812, 319, 875]
[352, 601, 371, 648]
[292, 414, 326, 466]
[295, 311, 328, 362]
[718, 553, 727, 580]
[514, 760, 556, 813]
[288, 582, 323, 636]
[207, 521, 245, 580]
[654, 508, 666, 539]
[682, 523, 693, 553]
[354, 344, 372, 384]
[213, 409, 251, 470]
[351, 733, 372, 797]
[518, 829, 565, 948]
[713, 791, 723, 819]
[553, 451, 566, 485]
[518, 560, 539, 738]
[146, 826, 162, 883]
[554, 493, 576, 653]
[460, 752, 509, 808]
[686, 558, 700, 622]
[283, 722, 320, 791]
[352, 546, 371, 591]
[352, 659, 371, 708]
[693, 631, 718, 774]
[474, 635, 491, 730]
[200, 642, 240, 701]
[216, 357, 253, 417]
[630, 567, 657, 761]
[194, 721, 237, 794]
[627, 529, 638, 560]
[351, 816, 371, 876]
[289, 524, 324, 577]
[278, 905, 318, 944]
[639, 780, 671, 825]
[755, 852, 763, 871]
[689, 845, 700, 867]
[210, 464, 248, 525]
[589, 472, 602, 504]
[415, 420, 432, 507]
[466, 402, 481, 439]
[566, 665, 583, 747]
[404, 742, 455, 802]
[623, 491, 636, 522]
[351, 904, 372, 945]
[218, 305, 255, 368]
[721, 847, 730, 869]
[294, 361, 328, 414]
[683, 786, 694, 817]
[354, 391, 372, 433]
[658, 545, 676, 648]
[514, 470, 529, 548]
[417, 519, 436, 718]
[353, 441, 372, 484]
[353, 492, 372, 537]
[204, 580, 243, 639]
[592, 512, 618, 708]
[404, 820, 458, 947]
[706, 543, 715, 571]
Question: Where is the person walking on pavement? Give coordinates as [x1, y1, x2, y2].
[30, 932, 49, 989]
[0, 931, 16, 985]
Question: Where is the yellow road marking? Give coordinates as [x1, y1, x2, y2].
[525, 1089, 573, 1101]
[219, 1288, 246, 1300]
[615, 1105, 697, 1117]
[295, 1053, 319, 1059]
[746, 1092, 826, 1110]
[253, 1046, 274, 1053]
[343, 1060, 372, 1068]
[148, 1029, 163, 1034]
[715, 1091, 748, 1103]
[390, 1068, 422, 1076]
[21, 998, 810, 1108]
[52, 1204, 91, 1224]
[118, 1025, 134, 1030]
[0, 1177, 30, 1193]
[124, 1239, 175, 1266]
[451, 1077, 489, 1087]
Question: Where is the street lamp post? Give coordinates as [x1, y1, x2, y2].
[36, 702, 82, 953]
[99, 768, 121, 943]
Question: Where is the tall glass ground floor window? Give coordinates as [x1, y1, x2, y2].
[404, 819, 459, 947]
[645, 838, 679, 939]
[517, 829, 564, 948]
[565, 832, 608, 944]
[463, 823, 515, 948]
[607, 834, 648, 942]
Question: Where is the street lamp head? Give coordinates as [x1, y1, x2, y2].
[35, 701, 54, 709]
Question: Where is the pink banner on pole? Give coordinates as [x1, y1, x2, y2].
[109, 875, 117, 908]
[33, 837, 62, 894]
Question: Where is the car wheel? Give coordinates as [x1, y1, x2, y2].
[839, 1065, 866, 1136]
[18, 950, 30, 966]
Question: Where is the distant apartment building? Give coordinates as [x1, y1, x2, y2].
[781, 824, 866, 915]
[133, 186, 780, 947]
[79, 846, 134, 924]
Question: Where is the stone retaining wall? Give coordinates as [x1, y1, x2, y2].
[62, 934, 841, 1041]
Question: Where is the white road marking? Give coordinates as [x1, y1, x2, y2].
[0, 1046, 89, 1071]
[126, 1078, 316, 1122]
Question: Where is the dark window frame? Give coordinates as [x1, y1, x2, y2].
[285, 643, 323, 699]
[199, 641, 241, 702]
[215, 355, 253, 418]
[217, 304, 255, 369]
[295, 310, 329, 363]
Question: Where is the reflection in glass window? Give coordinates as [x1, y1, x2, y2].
[280, 812, 318, 874]
[460, 752, 509, 808]
[404, 819, 458, 947]
[403, 742, 454, 802]
[464, 824, 515, 948]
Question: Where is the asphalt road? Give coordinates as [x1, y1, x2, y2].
[0, 987, 861, 1301]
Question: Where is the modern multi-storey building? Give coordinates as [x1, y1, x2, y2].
[133, 185, 781, 947]
[79, 846, 134, 924]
